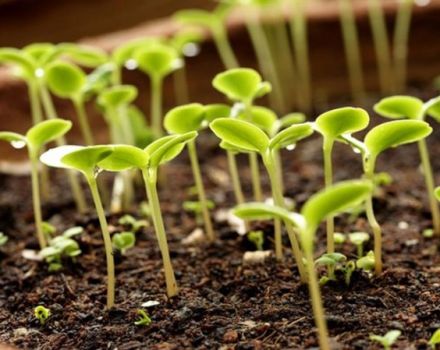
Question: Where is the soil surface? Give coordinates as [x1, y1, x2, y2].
[0, 111, 439, 350]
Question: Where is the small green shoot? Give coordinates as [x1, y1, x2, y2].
[134, 309, 152, 326]
[333, 232, 346, 245]
[34, 305, 51, 325]
[370, 330, 401, 350]
[348, 232, 370, 257]
[118, 215, 148, 232]
[247, 230, 264, 251]
[315, 252, 347, 282]
[0, 232, 8, 246]
[429, 328, 440, 349]
[112, 232, 136, 255]
[356, 251, 376, 273]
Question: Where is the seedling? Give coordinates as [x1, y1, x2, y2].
[0, 119, 72, 248]
[429, 328, 440, 349]
[134, 309, 152, 326]
[333, 232, 346, 245]
[315, 107, 369, 253]
[164, 103, 216, 241]
[183, 200, 215, 226]
[315, 252, 347, 282]
[0, 232, 8, 246]
[234, 179, 373, 350]
[213, 68, 272, 202]
[34, 305, 51, 325]
[211, 118, 313, 272]
[112, 232, 136, 255]
[247, 230, 264, 251]
[374, 95, 440, 236]
[348, 232, 370, 257]
[98, 132, 198, 297]
[356, 250, 376, 273]
[370, 330, 401, 350]
[118, 215, 148, 232]
[134, 42, 181, 138]
[40, 145, 116, 308]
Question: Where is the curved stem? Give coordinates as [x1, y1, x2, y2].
[323, 139, 334, 254]
[73, 99, 94, 146]
[365, 193, 382, 275]
[249, 152, 263, 202]
[212, 26, 239, 69]
[151, 76, 163, 138]
[88, 176, 115, 309]
[30, 153, 46, 249]
[188, 140, 215, 241]
[142, 169, 178, 297]
[418, 139, 440, 235]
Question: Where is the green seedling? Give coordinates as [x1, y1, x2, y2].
[134, 309, 152, 326]
[340, 119, 432, 274]
[174, 3, 239, 69]
[315, 107, 369, 253]
[40, 145, 116, 308]
[374, 95, 440, 236]
[112, 232, 136, 255]
[0, 232, 8, 246]
[429, 328, 440, 349]
[213, 68, 272, 202]
[0, 119, 72, 248]
[39, 226, 83, 272]
[164, 103, 216, 241]
[211, 118, 313, 270]
[98, 132, 198, 298]
[234, 179, 373, 350]
[348, 232, 370, 257]
[42, 221, 56, 238]
[34, 305, 51, 325]
[333, 232, 346, 245]
[135, 42, 181, 138]
[356, 250, 376, 273]
[315, 252, 347, 282]
[183, 200, 215, 226]
[247, 230, 264, 251]
[342, 260, 356, 286]
[118, 215, 148, 232]
[370, 330, 401, 350]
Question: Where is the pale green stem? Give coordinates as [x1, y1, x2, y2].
[212, 26, 240, 69]
[227, 151, 249, 231]
[274, 150, 285, 195]
[323, 138, 334, 253]
[367, 0, 394, 94]
[39, 84, 87, 213]
[393, 0, 413, 92]
[142, 169, 178, 297]
[418, 139, 440, 236]
[338, 0, 366, 104]
[88, 175, 115, 309]
[289, 0, 311, 112]
[73, 99, 94, 146]
[151, 76, 163, 138]
[173, 65, 189, 105]
[305, 247, 330, 350]
[112, 64, 122, 86]
[188, 140, 215, 241]
[29, 153, 46, 249]
[249, 152, 263, 202]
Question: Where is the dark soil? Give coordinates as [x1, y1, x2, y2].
[0, 116, 440, 350]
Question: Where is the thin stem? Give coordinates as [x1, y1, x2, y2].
[338, 0, 366, 104]
[418, 139, 440, 235]
[73, 99, 94, 146]
[305, 249, 330, 350]
[188, 140, 215, 241]
[227, 151, 249, 231]
[173, 65, 189, 105]
[323, 139, 334, 253]
[249, 152, 263, 202]
[30, 153, 46, 249]
[142, 169, 178, 297]
[367, 0, 394, 94]
[212, 26, 239, 69]
[151, 76, 163, 138]
[274, 150, 285, 195]
[88, 176, 115, 309]
[393, 0, 413, 92]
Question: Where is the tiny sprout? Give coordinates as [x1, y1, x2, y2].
[348, 232, 370, 257]
[423, 229, 434, 238]
[42, 221, 56, 238]
[247, 230, 264, 251]
[356, 251, 375, 272]
[34, 305, 51, 325]
[0, 232, 8, 246]
[315, 252, 347, 281]
[112, 232, 136, 255]
[134, 309, 152, 326]
[118, 215, 148, 232]
[333, 232, 346, 245]
[429, 328, 440, 349]
[343, 260, 356, 286]
[369, 330, 401, 350]
[183, 200, 215, 226]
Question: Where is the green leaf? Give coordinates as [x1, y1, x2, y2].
[146, 132, 197, 168]
[429, 329, 440, 348]
[0, 48, 36, 80]
[169, 29, 203, 54]
[370, 330, 401, 348]
[98, 144, 148, 171]
[97, 85, 138, 109]
[204, 104, 231, 122]
[301, 180, 373, 252]
[374, 95, 423, 119]
[57, 43, 109, 68]
[112, 231, 136, 253]
[238, 106, 277, 135]
[0, 132, 26, 146]
[435, 186, 440, 202]
[269, 123, 314, 150]
[233, 202, 306, 230]
[82, 63, 114, 99]
[164, 103, 206, 133]
[23, 43, 56, 66]
[315, 107, 369, 139]
[426, 97, 440, 122]
[26, 119, 72, 151]
[173, 9, 215, 28]
[112, 37, 162, 66]
[210, 118, 269, 154]
[212, 68, 269, 103]
[365, 120, 432, 158]
[348, 232, 370, 245]
[128, 106, 155, 148]
[45, 61, 86, 99]
[135, 44, 180, 79]
[277, 113, 306, 130]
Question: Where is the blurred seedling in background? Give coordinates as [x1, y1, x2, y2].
[183, 200, 215, 226]
[0, 232, 8, 247]
[134, 309, 152, 326]
[247, 230, 264, 251]
[34, 305, 51, 325]
[118, 215, 148, 232]
[315, 252, 347, 284]
[356, 250, 376, 274]
[112, 232, 136, 255]
[333, 232, 346, 245]
[348, 232, 370, 258]
[429, 328, 440, 349]
[370, 330, 401, 350]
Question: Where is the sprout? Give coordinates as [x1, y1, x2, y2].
[183, 200, 215, 226]
[112, 232, 136, 255]
[374, 95, 440, 237]
[40, 145, 116, 308]
[356, 251, 376, 272]
[369, 330, 401, 350]
[315, 107, 369, 253]
[333, 232, 346, 245]
[429, 329, 440, 349]
[34, 305, 51, 325]
[234, 180, 373, 350]
[348, 232, 370, 257]
[0, 119, 72, 248]
[164, 104, 215, 241]
[0, 232, 8, 246]
[134, 309, 152, 326]
[211, 118, 313, 272]
[315, 252, 347, 282]
[247, 230, 264, 251]
[118, 215, 148, 232]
